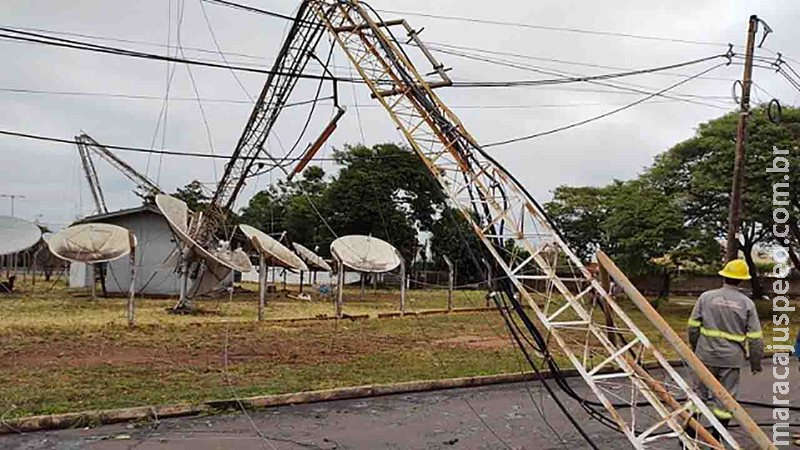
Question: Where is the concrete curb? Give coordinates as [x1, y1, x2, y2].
[0, 361, 676, 435]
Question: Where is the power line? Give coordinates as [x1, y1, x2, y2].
[450, 53, 729, 87]
[200, 0, 305, 23]
[0, 128, 404, 163]
[431, 44, 733, 109]
[0, 26, 741, 97]
[374, 8, 733, 47]
[0, 87, 333, 107]
[0, 27, 356, 83]
[483, 61, 727, 148]
[5, 25, 270, 64]
[5, 23, 742, 86]
[425, 40, 737, 83]
[198, 0, 256, 102]
[3, 86, 730, 110]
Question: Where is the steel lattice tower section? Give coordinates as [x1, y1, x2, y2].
[307, 1, 771, 448]
[174, 2, 330, 309]
[76, 138, 107, 215]
[202, 1, 329, 245]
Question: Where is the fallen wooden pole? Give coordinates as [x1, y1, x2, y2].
[597, 251, 775, 450]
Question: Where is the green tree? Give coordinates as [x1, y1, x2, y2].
[646, 106, 800, 297]
[239, 166, 330, 253]
[545, 185, 612, 262]
[323, 143, 445, 262]
[429, 207, 485, 283]
[172, 180, 209, 212]
[545, 180, 717, 299]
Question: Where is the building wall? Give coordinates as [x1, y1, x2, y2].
[631, 273, 800, 297]
[69, 261, 93, 288]
[99, 211, 181, 296]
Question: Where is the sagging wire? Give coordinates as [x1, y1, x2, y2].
[483, 60, 731, 148]
[359, 4, 605, 447]
[422, 43, 733, 109]
[357, 3, 738, 443]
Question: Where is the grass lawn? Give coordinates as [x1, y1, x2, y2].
[0, 277, 796, 419]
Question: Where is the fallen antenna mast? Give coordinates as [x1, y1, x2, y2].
[277, 1, 768, 448]
[75, 132, 164, 215]
[170, 2, 331, 310]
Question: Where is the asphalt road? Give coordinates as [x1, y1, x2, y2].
[3, 360, 797, 450]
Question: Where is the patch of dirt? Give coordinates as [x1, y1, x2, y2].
[433, 335, 512, 350]
[0, 322, 407, 371]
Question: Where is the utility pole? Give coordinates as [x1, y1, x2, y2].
[0, 194, 26, 217]
[724, 15, 759, 262]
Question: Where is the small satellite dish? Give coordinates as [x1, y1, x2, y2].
[292, 242, 332, 272]
[48, 223, 134, 263]
[0, 216, 42, 256]
[239, 224, 308, 272]
[331, 235, 401, 273]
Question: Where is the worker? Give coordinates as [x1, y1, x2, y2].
[686, 259, 763, 441]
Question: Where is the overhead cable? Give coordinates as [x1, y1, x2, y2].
[374, 8, 732, 47]
[450, 53, 730, 87]
[0, 26, 354, 83]
[483, 61, 728, 148]
[0, 128, 402, 162]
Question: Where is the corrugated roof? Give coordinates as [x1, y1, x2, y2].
[76, 204, 162, 224]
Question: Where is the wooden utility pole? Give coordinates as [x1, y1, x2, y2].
[725, 15, 759, 262]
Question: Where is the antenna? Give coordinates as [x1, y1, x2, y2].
[74, 133, 164, 212]
[292, 242, 332, 272]
[155, 194, 252, 309]
[240, 224, 307, 272]
[0, 216, 42, 256]
[330, 235, 401, 273]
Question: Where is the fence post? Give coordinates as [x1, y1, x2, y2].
[258, 253, 266, 321]
[443, 255, 454, 311]
[399, 256, 406, 314]
[127, 231, 137, 327]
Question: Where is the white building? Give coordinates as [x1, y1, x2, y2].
[72, 205, 181, 296]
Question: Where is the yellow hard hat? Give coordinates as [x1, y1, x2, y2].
[719, 259, 751, 280]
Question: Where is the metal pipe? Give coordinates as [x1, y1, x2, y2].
[335, 256, 344, 318]
[443, 255, 454, 311]
[127, 231, 137, 327]
[399, 257, 406, 314]
[596, 251, 775, 450]
[258, 253, 266, 321]
[90, 263, 96, 301]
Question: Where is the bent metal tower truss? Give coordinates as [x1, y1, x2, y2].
[207, 1, 774, 448]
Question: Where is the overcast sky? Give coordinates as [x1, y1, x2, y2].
[1, 0, 799, 230]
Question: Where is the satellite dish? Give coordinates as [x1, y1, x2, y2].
[216, 247, 254, 273]
[0, 216, 42, 256]
[331, 235, 401, 273]
[292, 242, 332, 272]
[155, 194, 248, 272]
[239, 224, 308, 272]
[48, 223, 134, 263]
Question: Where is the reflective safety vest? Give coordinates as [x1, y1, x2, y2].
[687, 285, 763, 368]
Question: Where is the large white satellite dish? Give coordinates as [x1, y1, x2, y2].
[156, 194, 252, 300]
[48, 223, 133, 263]
[239, 224, 307, 272]
[292, 242, 332, 272]
[156, 194, 249, 272]
[331, 235, 401, 273]
[0, 216, 41, 256]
